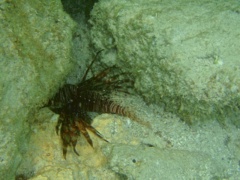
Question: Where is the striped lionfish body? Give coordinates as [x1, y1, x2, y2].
[46, 52, 135, 159]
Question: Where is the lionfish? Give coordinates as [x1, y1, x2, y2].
[45, 51, 138, 159]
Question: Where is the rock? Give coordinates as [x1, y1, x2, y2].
[105, 144, 222, 179]
[0, 0, 75, 178]
[16, 110, 121, 179]
[8, 0, 240, 179]
[17, 106, 240, 179]
[90, 0, 240, 124]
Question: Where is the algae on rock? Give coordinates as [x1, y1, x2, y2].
[90, 0, 240, 124]
[0, 0, 75, 179]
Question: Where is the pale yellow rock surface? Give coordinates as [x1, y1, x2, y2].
[17, 99, 240, 179]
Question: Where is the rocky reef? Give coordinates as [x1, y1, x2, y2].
[1, 0, 240, 179]
[90, 0, 240, 125]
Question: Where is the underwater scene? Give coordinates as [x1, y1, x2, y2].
[0, 0, 240, 179]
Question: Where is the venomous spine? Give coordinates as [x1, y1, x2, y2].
[45, 51, 137, 159]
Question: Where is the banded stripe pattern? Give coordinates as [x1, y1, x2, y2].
[45, 51, 144, 158]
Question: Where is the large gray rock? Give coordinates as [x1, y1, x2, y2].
[0, 0, 75, 178]
[106, 145, 222, 179]
[90, 0, 240, 124]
